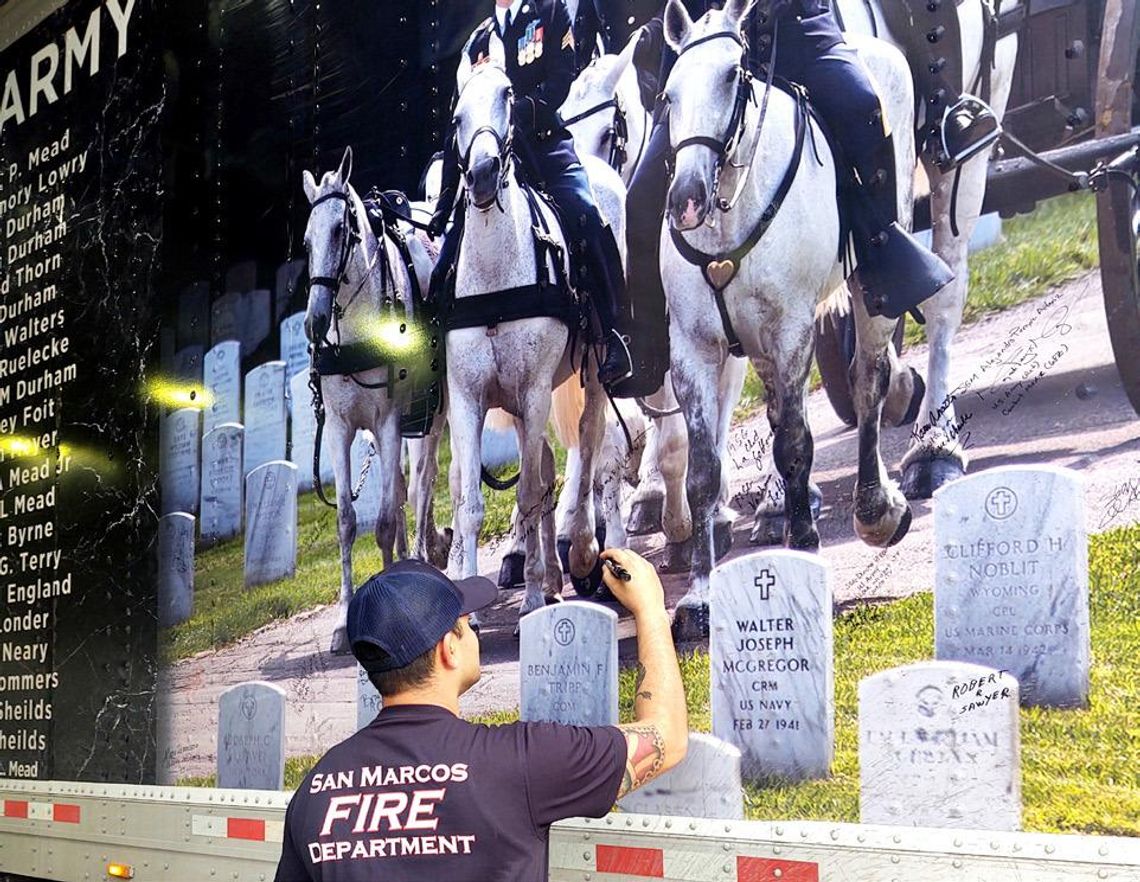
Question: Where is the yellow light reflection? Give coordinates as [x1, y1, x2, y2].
[0, 434, 40, 457]
[145, 377, 213, 411]
[363, 315, 423, 356]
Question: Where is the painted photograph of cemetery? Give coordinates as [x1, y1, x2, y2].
[150, 0, 1138, 838]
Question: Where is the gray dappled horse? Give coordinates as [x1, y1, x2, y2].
[303, 147, 446, 653]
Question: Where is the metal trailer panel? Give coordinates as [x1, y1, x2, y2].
[0, 782, 1138, 881]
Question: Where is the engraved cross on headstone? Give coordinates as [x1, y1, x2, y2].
[987, 488, 1015, 518]
[554, 618, 575, 645]
[754, 569, 775, 600]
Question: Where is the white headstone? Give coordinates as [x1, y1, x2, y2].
[200, 423, 244, 544]
[225, 260, 258, 294]
[289, 370, 334, 492]
[210, 292, 244, 346]
[859, 661, 1021, 830]
[203, 341, 242, 435]
[279, 312, 310, 399]
[243, 288, 273, 355]
[244, 361, 288, 477]
[276, 258, 307, 322]
[357, 665, 383, 731]
[217, 681, 286, 790]
[158, 513, 195, 627]
[160, 408, 201, 516]
[173, 345, 205, 387]
[178, 281, 210, 348]
[351, 430, 383, 533]
[244, 461, 298, 587]
[934, 466, 1089, 707]
[618, 733, 744, 819]
[710, 550, 834, 781]
[519, 604, 618, 726]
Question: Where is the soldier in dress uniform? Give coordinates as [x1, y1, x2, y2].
[612, 0, 999, 398]
[429, 0, 635, 388]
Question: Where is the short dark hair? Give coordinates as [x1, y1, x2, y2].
[367, 619, 465, 697]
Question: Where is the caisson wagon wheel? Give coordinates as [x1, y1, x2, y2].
[1095, 0, 1140, 415]
[813, 296, 907, 428]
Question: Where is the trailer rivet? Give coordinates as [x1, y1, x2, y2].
[625, 817, 633, 827]
[722, 863, 732, 873]
[775, 826, 784, 836]
[892, 835, 902, 844]
[665, 820, 673, 829]
[724, 842, 731, 851]
[857, 835, 865, 844]
[1045, 845, 1055, 855]
[954, 838, 963, 848]
[643, 819, 651, 827]
[1099, 871, 1110, 879]
[830, 829, 839, 841]
[583, 851, 591, 861]
[953, 860, 963, 869]
[891, 855, 900, 864]
[690, 821, 698, 830]
[1099, 847, 1109, 857]
[990, 841, 1000, 850]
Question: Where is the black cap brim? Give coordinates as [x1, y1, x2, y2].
[453, 575, 498, 614]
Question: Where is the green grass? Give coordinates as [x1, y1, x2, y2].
[233, 525, 1140, 836]
[161, 428, 561, 663]
[905, 191, 1099, 347]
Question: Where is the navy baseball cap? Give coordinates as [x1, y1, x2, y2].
[347, 559, 497, 673]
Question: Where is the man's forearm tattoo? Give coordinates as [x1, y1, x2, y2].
[617, 725, 666, 798]
[635, 663, 652, 702]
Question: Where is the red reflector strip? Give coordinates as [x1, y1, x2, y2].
[738, 856, 820, 882]
[227, 817, 266, 841]
[53, 803, 80, 824]
[596, 844, 665, 877]
[3, 800, 28, 819]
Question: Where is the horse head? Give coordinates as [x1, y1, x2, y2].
[662, 0, 756, 230]
[302, 146, 358, 346]
[560, 34, 638, 170]
[453, 62, 514, 211]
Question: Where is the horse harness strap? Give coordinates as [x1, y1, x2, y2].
[669, 84, 808, 358]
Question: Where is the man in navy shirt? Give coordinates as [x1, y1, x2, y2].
[275, 552, 687, 881]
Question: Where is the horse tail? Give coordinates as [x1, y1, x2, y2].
[550, 375, 585, 450]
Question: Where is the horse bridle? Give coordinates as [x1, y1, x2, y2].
[456, 83, 515, 209]
[308, 190, 362, 299]
[669, 31, 756, 188]
[562, 94, 635, 174]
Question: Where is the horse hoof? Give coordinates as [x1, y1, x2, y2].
[785, 523, 821, 551]
[661, 539, 693, 573]
[498, 552, 525, 590]
[544, 593, 564, 606]
[570, 559, 604, 598]
[887, 506, 913, 547]
[901, 456, 965, 501]
[330, 626, 351, 656]
[671, 603, 709, 642]
[627, 496, 664, 536]
[749, 485, 823, 546]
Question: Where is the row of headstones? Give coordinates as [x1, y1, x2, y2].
[165, 259, 306, 356]
[510, 465, 1088, 828]
[158, 459, 301, 626]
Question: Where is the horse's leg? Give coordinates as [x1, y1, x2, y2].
[446, 389, 487, 629]
[540, 435, 563, 601]
[669, 337, 723, 640]
[329, 419, 358, 655]
[712, 355, 746, 558]
[395, 438, 410, 560]
[598, 418, 628, 552]
[764, 313, 821, 551]
[409, 413, 450, 569]
[851, 287, 913, 546]
[554, 443, 582, 575]
[627, 409, 665, 535]
[567, 373, 607, 589]
[901, 35, 1017, 498]
[516, 399, 554, 619]
[373, 415, 405, 567]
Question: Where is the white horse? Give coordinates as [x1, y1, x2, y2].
[562, 37, 746, 569]
[832, 0, 1021, 497]
[302, 147, 444, 653]
[446, 62, 626, 627]
[661, 0, 915, 637]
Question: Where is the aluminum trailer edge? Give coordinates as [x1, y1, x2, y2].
[0, 781, 1138, 881]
